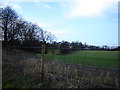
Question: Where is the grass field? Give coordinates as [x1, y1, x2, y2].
[36, 50, 119, 69]
[3, 49, 119, 88]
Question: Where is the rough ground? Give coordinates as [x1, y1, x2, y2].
[2, 49, 120, 88]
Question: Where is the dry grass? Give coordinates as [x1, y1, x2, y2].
[2, 49, 119, 88]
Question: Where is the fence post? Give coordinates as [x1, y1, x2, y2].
[40, 42, 45, 82]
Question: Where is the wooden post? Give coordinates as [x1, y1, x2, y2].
[41, 42, 45, 82]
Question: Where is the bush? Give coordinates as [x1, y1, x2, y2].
[59, 41, 71, 54]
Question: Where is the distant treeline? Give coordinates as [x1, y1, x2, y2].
[2, 40, 120, 54]
[1, 6, 119, 54]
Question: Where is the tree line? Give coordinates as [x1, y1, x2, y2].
[1, 6, 119, 54]
[48, 41, 120, 54]
[1, 6, 55, 48]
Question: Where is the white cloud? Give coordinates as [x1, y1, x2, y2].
[48, 29, 67, 41]
[0, 2, 22, 9]
[37, 22, 52, 28]
[34, 3, 51, 9]
[60, 3, 67, 7]
[42, 4, 51, 8]
[37, 22, 69, 36]
[37, 23, 65, 35]
[1, 0, 73, 2]
[49, 30, 65, 35]
[68, 0, 118, 18]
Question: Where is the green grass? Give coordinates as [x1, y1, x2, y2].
[3, 83, 13, 88]
[36, 50, 119, 69]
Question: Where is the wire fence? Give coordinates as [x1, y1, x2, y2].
[2, 46, 120, 88]
[3, 46, 119, 70]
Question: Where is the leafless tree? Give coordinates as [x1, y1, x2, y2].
[1, 6, 18, 46]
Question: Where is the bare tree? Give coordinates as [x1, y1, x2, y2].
[38, 29, 56, 43]
[1, 6, 18, 46]
[15, 19, 40, 47]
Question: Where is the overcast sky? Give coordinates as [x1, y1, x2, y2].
[0, 0, 119, 47]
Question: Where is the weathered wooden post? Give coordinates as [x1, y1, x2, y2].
[40, 41, 45, 82]
[40, 29, 45, 82]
